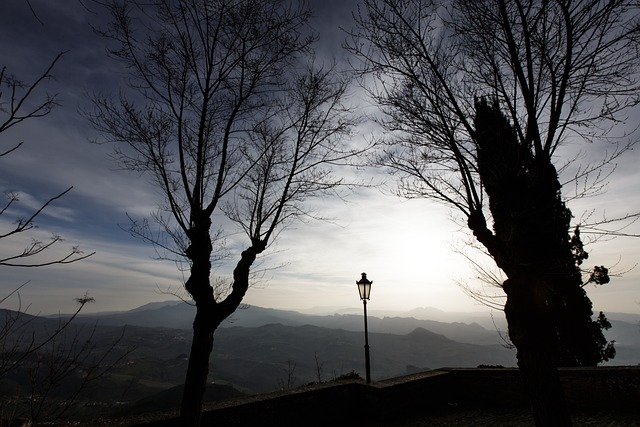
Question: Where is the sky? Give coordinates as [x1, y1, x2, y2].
[0, 0, 638, 318]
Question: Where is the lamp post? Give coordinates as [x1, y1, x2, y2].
[356, 272, 372, 383]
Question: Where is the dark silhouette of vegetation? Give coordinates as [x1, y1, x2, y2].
[276, 359, 298, 390]
[89, 0, 362, 424]
[0, 298, 128, 425]
[0, 56, 95, 268]
[472, 99, 615, 423]
[0, 37, 114, 423]
[346, 0, 639, 425]
[334, 370, 362, 381]
[314, 352, 325, 383]
[0, 289, 94, 379]
[474, 99, 614, 363]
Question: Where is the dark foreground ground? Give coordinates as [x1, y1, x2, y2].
[79, 407, 640, 426]
[398, 408, 639, 426]
[77, 367, 640, 426]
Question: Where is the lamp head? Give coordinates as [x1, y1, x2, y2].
[356, 272, 372, 300]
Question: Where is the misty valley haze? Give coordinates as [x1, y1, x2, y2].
[48, 302, 640, 381]
[2, 299, 639, 422]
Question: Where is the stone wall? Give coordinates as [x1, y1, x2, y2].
[133, 366, 640, 426]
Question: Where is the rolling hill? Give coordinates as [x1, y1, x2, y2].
[3, 301, 637, 421]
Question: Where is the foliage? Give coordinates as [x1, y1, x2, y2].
[334, 370, 362, 381]
[346, 0, 639, 424]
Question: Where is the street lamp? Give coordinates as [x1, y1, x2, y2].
[356, 272, 372, 383]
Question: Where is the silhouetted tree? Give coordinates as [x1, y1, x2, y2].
[346, 0, 639, 425]
[1, 293, 127, 425]
[1, 47, 95, 382]
[276, 359, 298, 390]
[0, 56, 94, 267]
[89, 1, 360, 424]
[0, 290, 93, 379]
[0, 41, 106, 423]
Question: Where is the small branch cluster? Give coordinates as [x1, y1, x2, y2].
[0, 56, 94, 268]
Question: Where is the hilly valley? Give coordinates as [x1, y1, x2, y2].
[1, 301, 638, 422]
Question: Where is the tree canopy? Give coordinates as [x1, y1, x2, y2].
[90, 1, 361, 424]
[346, 0, 639, 424]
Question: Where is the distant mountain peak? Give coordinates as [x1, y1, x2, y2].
[406, 327, 449, 341]
[129, 300, 185, 313]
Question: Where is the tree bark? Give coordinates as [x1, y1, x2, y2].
[181, 307, 215, 427]
[180, 212, 216, 427]
[179, 213, 263, 425]
[503, 278, 573, 426]
[471, 205, 575, 425]
[516, 347, 572, 426]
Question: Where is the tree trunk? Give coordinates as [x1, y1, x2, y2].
[180, 306, 215, 427]
[516, 348, 572, 426]
[504, 278, 573, 426]
[179, 215, 263, 426]
[180, 213, 215, 427]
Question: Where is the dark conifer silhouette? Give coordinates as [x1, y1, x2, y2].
[346, 0, 639, 425]
[471, 98, 614, 423]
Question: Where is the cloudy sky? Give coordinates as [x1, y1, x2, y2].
[1, 0, 638, 318]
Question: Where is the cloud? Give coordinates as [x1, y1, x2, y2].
[1, 0, 637, 320]
[0, 190, 76, 222]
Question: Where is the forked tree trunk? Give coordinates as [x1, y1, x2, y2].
[180, 214, 262, 426]
[180, 213, 216, 427]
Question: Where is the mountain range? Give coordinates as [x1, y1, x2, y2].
[2, 301, 638, 421]
[75, 300, 640, 355]
[76, 301, 507, 345]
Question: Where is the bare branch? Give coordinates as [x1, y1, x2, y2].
[0, 292, 94, 377]
[87, 1, 363, 423]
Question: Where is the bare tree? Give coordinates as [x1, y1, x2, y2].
[0, 290, 95, 379]
[0, 295, 127, 425]
[0, 10, 123, 422]
[0, 56, 95, 268]
[346, 0, 639, 425]
[276, 359, 298, 390]
[89, 1, 361, 424]
[314, 352, 325, 383]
